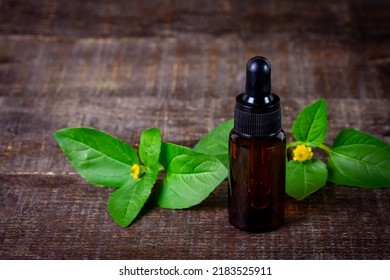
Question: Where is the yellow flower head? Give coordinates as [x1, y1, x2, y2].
[131, 164, 140, 179]
[293, 144, 314, 162]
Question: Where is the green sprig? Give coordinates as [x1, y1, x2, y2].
[54, 127, 227, 227]
[285, 99, 390, 200]
[53, 99, 390, 227]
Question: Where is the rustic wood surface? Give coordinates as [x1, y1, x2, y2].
[1, 0, 389, 259]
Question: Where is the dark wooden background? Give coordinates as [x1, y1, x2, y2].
[1, 0, 389, 259]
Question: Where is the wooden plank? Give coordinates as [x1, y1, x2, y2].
[1, 174, 389, 259]
[1, 0, 389, 40]
[1, 95, 389, 174]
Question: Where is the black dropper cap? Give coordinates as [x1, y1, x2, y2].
[234, 56, 281, 137]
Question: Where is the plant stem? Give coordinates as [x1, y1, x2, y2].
[286, 141, 304, 149]
[287, 142, 333, 155]
[318, 143, 332, 154]
[158, 163, 165, 172]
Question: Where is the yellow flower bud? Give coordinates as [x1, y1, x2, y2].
[292, 144, 314, 162]
[131, 164, 140, 179]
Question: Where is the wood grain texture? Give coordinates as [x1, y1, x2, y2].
[1, 174, 389, 259]
[1, 0, 389, 259]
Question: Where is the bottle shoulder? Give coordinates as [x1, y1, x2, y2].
[230, 129, 286, 141]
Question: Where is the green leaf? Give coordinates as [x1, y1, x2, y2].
[108, 166, 159, 227]
[54, 127, 139, 187]
[139, 128, 161, 167]
[108, 128, 162, 227]
[193, 119, 233, 168]
[286, 159, 328, 200]
[292, 99, 327, 146]
[327, 128, 390, 188]
[156, 142, 228, 209]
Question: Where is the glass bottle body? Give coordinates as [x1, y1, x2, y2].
[228, 129, 286, 231]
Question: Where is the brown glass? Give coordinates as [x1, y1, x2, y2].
[228, 129, 286, 231]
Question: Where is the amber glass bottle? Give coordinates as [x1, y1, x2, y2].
[228, 56, 286, 231]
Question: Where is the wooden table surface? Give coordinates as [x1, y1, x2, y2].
[1, 0, 389, 259]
